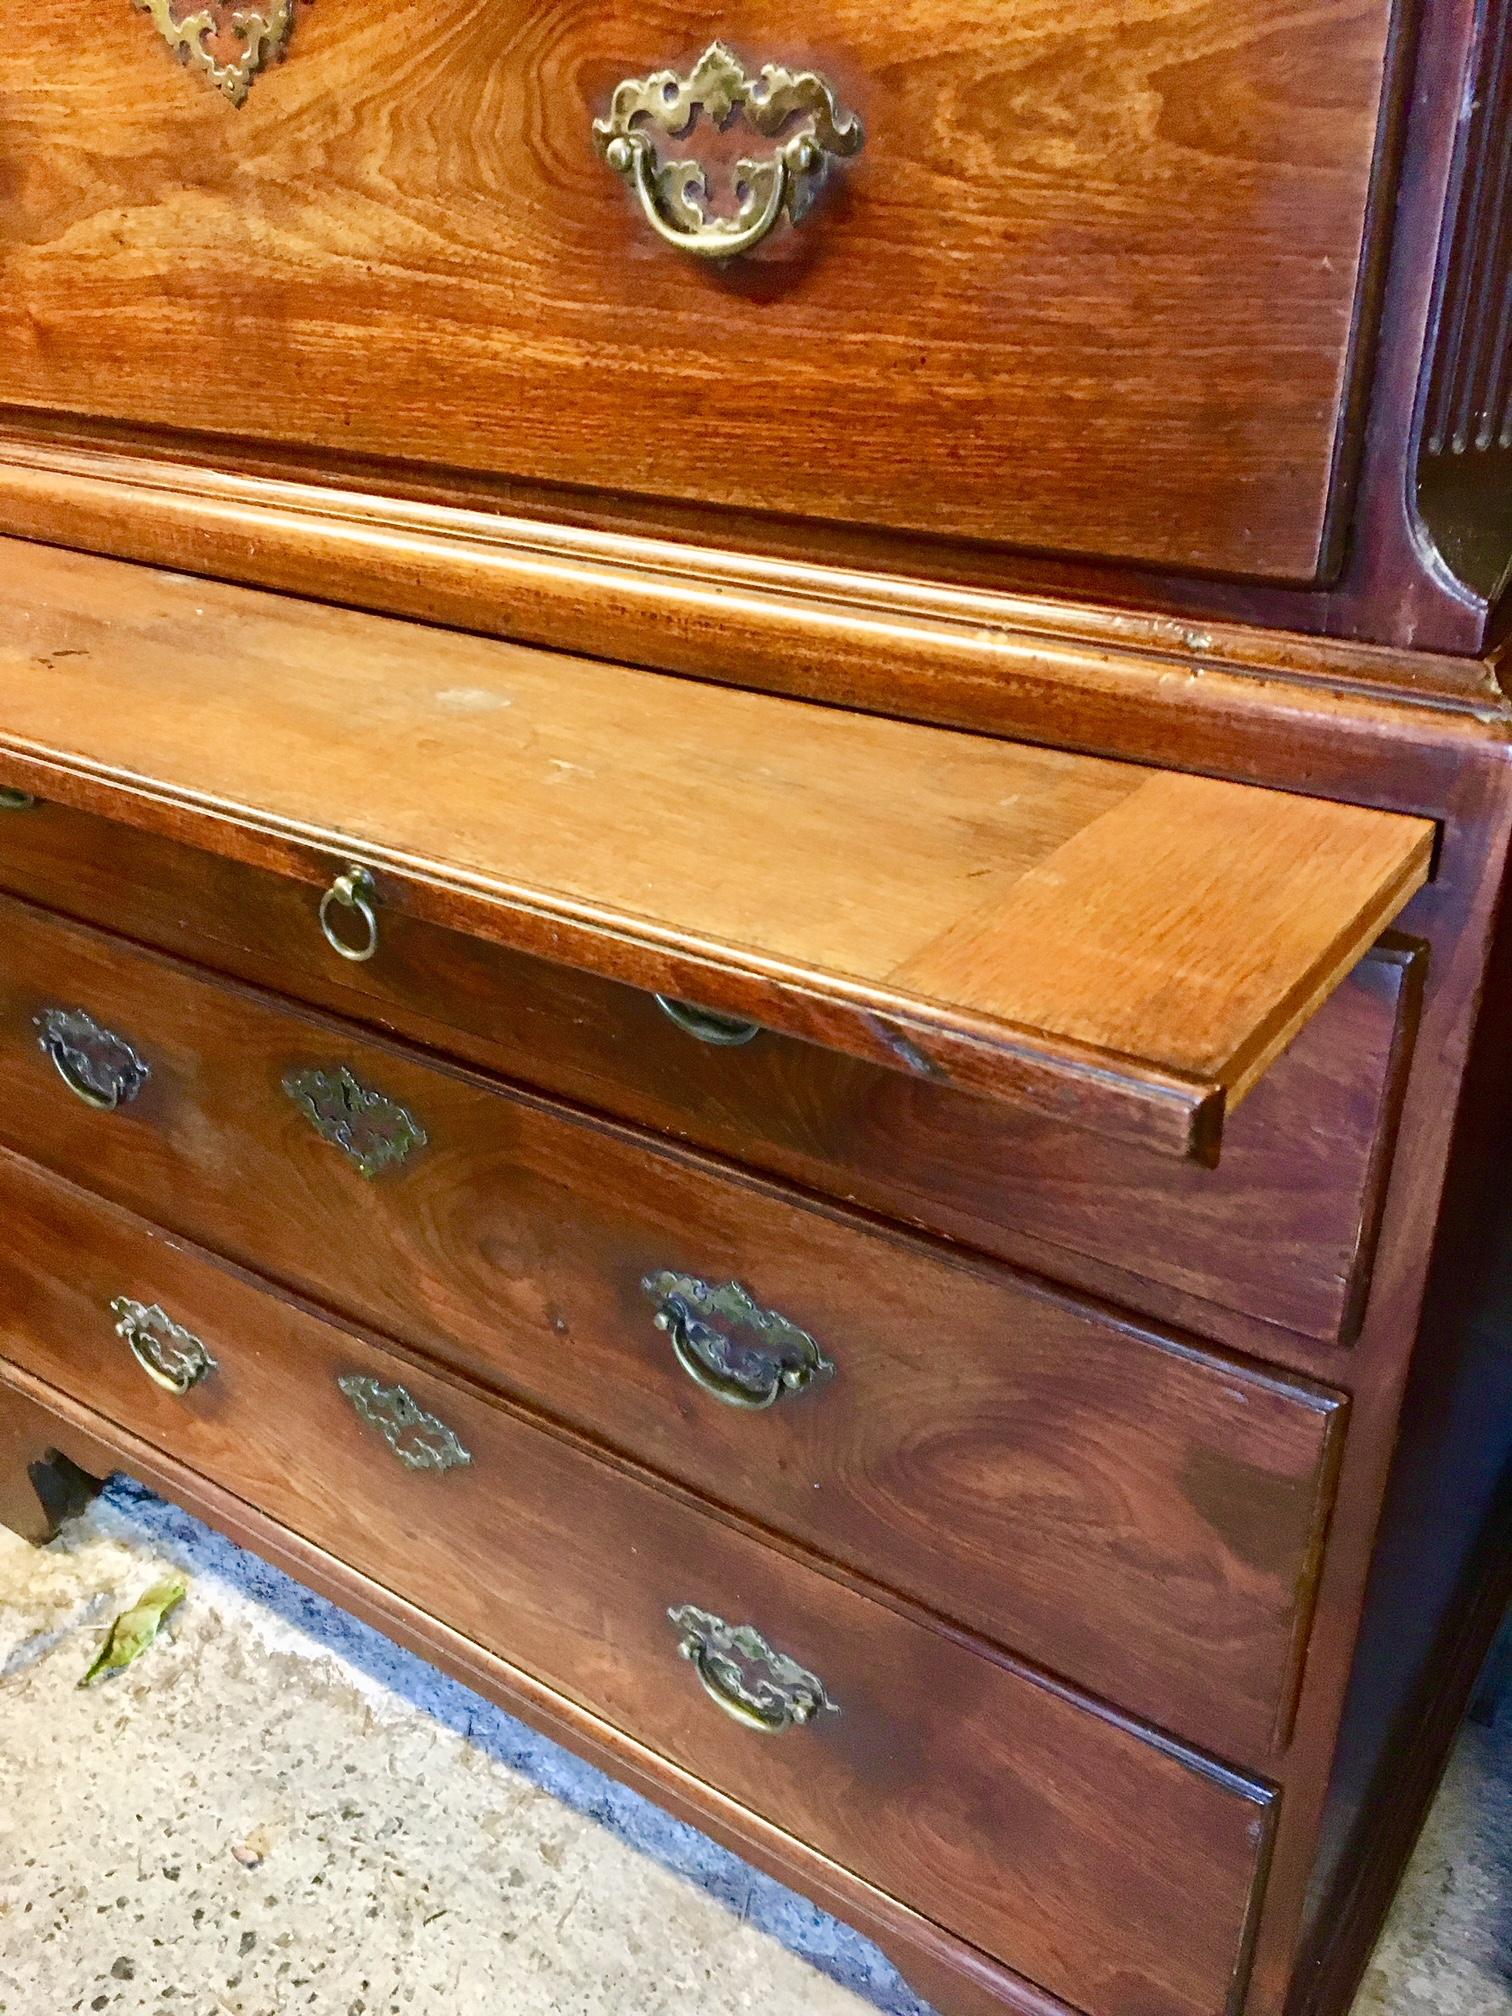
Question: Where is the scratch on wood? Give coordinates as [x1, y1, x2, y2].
[868, 1019, 944, 1079]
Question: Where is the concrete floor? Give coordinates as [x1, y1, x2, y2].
[0, 1479, 1506, 2016]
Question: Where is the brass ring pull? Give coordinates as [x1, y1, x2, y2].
[645, 1273, 834, 1411]
[319, 866, 380, 964]
[654, 996, 761, 1047]
[111, 1297, 217, 1396]
[669, 1605, 838, 1734]
[0, 787, 38, 811]
[594, 42, 863, 261]
[36, 1008, 151, 1113]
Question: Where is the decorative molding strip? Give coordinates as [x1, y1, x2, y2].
[0, 433, 1501, 721]
[133, 0, 305, 105]
[1421, 0, 1511, 461]
[1417, 0, 1511, 604]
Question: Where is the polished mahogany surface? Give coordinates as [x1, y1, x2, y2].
[0, 890, 1346, 1762]
[0, 1149, 1276, 2016]
[0, 0, 1400, 581]
[0, 6, 1507, 2016]
[0, 797, 1424, 1347]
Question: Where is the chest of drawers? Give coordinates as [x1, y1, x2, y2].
[0, 6, 1508, 2016]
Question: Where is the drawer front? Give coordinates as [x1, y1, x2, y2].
[0, 0, 1395, 581]
[0, 802, 1419, 1345]
[0, 1150, 1273, 2016]
[0, 893, 1345, 1762]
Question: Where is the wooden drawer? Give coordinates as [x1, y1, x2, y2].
[0, 1149, 1276, 2016]
[0, 546, 1434, 1163]
[0, 892, 1345, 1763]
[0, 0, 1397, 582]
[0, 798, 1421, 1345]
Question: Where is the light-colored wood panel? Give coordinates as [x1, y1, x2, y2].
[0, 539, 1432, 1155]
[897, 772, 1432, 1084]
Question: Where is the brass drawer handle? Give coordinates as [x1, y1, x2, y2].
[36, 1008, 151, 1112]
[594, 42, 863, 261]
[0, 786, 38, 810]
[111, 1297, 217, 1396]
[654, 996, 761, 1047]
[319, 865, 380, 964]
[284, 1065, 428, 1178]
[338, 1374, 472, 1472]
[669, 1605, 838, 1733]
[643, 1272, 834, 1410]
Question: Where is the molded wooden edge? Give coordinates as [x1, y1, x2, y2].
[1270, 1400, 1354, 1755]
[1336, 934, 1431, 1347]
[1220, 834, 1435, 1105]
[0, 737, 1228, 1159]
[0, 1352, 1186, 2016]
[0, 432, 1503, 727]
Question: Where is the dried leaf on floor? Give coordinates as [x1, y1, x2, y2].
[79, 1576, 188, 1688]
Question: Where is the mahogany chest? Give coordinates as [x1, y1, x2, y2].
[0, 6, 1508, 2016]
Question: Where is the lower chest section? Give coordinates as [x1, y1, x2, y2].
[0, 571, 1459, 2016]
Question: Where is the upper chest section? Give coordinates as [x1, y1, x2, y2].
[0, 0, 1399, 584]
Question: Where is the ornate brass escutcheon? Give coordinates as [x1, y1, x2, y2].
[669, 1605, 838, 1733]
[642, 1271, 834, 1410]
[111, 1297, 218, 1396]
[131, 0, 305, 106]
[36, 1008, 151, 1113]
[338, 1374, 472, 1473]
[594, 41, 863, 259]
[283, 1065, 428, 1179]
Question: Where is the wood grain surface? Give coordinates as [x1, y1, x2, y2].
[0, 892, 1347, 1762]
[0, 1148, 1277, 2016]
[0, 540, 1433, 1156]
[0, 10, 1504, 2016]
[0, 0, 1398, 580]
[0, 608, 1504, 2016]
[0, 1352, 1096, 2016]
[0, 799, 1423, 1346]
